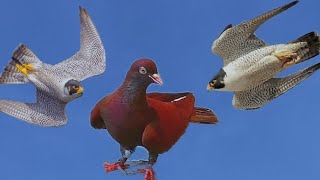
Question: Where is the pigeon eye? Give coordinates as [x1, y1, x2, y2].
[139, 67, 147, 74]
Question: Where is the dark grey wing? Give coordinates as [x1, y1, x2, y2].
[212, 1, 298, 65]
[53, 7, 106, 81]
[0, 89, 67, 127]
[233, 61, 320, 110]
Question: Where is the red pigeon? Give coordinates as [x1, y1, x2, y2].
[90, 58, 218, 179]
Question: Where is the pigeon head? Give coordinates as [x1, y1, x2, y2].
[64, 79, 84, 98]
[207, 68, 226, 90]
[125, 58, 163, 86]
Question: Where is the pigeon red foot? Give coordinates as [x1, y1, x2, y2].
[136, 165, 155, 180]
[91, 58, 218, 179]
[104, 162, 130, 173]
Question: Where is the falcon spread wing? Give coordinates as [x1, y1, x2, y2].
[0, 89, 67, 126]
[53, 7, 106, 81]
[212, 1, 298, 66]
[232, 62, 320, 110]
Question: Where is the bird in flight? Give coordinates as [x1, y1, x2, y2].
[0, 7, 106, 126]
[207, 1, 320, 109]
[90, 58, 217, 180]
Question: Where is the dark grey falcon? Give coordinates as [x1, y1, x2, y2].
[207, 1, 320, 109]
[0, 7, 106, 126]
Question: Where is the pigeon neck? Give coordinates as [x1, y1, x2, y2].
[119, 79, 149, 105]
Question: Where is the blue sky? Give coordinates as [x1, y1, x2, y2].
[0, 0, 319, 179]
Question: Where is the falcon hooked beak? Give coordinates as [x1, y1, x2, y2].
[68, 85, 84, 95]
[149, 74, 163, 85]
[207, 81, 216, 91]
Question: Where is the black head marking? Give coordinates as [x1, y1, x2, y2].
[65, 79, 82, 95]
[65, 79, 81, 87]
[209, 68, 226, 89]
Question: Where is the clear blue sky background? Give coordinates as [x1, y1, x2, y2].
[0, 0, 319, 180]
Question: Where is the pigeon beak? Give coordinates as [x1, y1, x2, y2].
[149, 74, 163, 85]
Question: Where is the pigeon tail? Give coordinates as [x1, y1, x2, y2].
[190, 107, 218, 124]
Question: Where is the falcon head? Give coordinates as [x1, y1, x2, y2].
[64, 79, 84, 98]
[207, 68, 226, 91]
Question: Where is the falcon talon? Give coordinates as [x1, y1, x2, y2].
[280, 54, 301, 68]
[272, 51, 298, 62]
[23, 64, 34, 71]
[282, 60, 295, 68]
[15, 64, 28, 76]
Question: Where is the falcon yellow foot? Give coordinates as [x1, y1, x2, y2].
[15, 64, 34, 76]
[272, 51, 300, 68]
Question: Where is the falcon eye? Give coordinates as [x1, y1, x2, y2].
[209, 81, 215, 86]
[139, 66, 147, 74]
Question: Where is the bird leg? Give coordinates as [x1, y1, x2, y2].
[136, 153, 158, 180]
[104, 147, 135, 173]
[272, 51, 300, 68]
[15, 64, 34, 76]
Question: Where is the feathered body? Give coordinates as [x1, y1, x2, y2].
[91, 58, 217, 179]
[207, 1, 320, 109]
[0, 7, 106, 126]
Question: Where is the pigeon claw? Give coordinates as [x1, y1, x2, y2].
[136, 166, 156, 180]
[104, 162, 130, 173]
[272, 51, 300, 68]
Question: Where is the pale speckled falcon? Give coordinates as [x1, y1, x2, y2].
[207, 1, 320, 110]
[0, 7, 106, 126]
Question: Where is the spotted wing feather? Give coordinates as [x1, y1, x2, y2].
[53, 7, 106, 81]
[212, 1, 298, 65]
[0, 89, 67, 126]
[233, 62, 320, 110]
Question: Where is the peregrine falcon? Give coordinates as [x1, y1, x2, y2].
[0, 7, 106, 126]
[207, 1, 320, 109]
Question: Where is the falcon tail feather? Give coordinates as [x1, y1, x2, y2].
[0, 44, 42, 84]
[12, 43, 42, 65]
[190, 107, 218, 124]
[290, 32, 320, 64]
